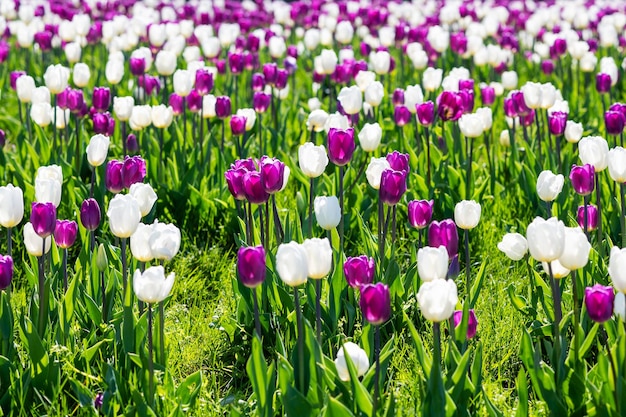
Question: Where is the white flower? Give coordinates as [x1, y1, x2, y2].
[334, 342, 369, 381]
[133, 266, 175, 303]
[497, 233, 528, 261]
[417, 279, 458, 322]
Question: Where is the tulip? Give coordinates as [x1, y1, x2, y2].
[392, 89, 405, 106]
[335, 342, 370, 381]
[558, 227, 591, 270]
[0, 255, 13, 290]
[454, 200, 481, 230]
[437, 91, 463, 122]
[605, 110, 625, 135]
[107, 194, 142, 239]
[130, 223, 155, 262]
[578, 136, 609, 172]
[296, 142, 329, 179]
[129, 106, 152, 131]
[314, 196, 341, 230]
[276, 242, 309, 287]
[423, 67, 443, 92]
[0, 184, 24, 228]
[614, 292, 625, 322]
[113, 96, 134, 122]
[259, 157, 285, 194]
[302, 238, 332, 279]
[30, 103, 52, 127]
[155, 50, 177, 76]
[215, 96, 232, 119]
[548, 111, 567, 136]
[236, 109, 256, 131]
[577, 205, 598, 232]
[327, 128, 356, 167]
[44, 64, 69, 94]
[30, 202, 56, 238]
[565, 121, 583, 143]
[105, 60, 124, 85]
[92, 87, 111, 112]
[23, 222, 52, 256]
[173, 69, 194, 97]
[481, 85, 496, 105]
[584, 285, 614, 323]
[418, 246, 449, 282]
[416, 101, 435, 126]
[609, 246, 626, 292]
[408, 200, 434, 229]
[129, 183, 157, 217]
[359, 283, 391, 325]
[122, 156, 147, 189]
[129, 57, 146, 77]
[149, 222, 181, 261]
[416, 279, 458, 322]
[195, 69, 214, 96]
[428, 219, 459, 259]
[569, 164, 595, 196]
[133, 266, 175, 304]
[105, 160, 124, 194]
[344, 256, 375, 288]
[536, 170, 564, 202]
[86, 134, 110, 167]
[497, 233, 528, 261]
[16, 75, 35, 103]
[54, 220, 77, 249]
[151, 105, 174, 129]
[230, 115, 246, 136]
[253, 92, 271, 113]
[366, 157, 391, 190]
[358, 123, 382, 152]
[237, 246, 266, 288]
[608, 147, 626, 183]
[240, 169, 269, 204]
[80, 198, 101, 231]
[453, 309, 478, 339]
[386, 151, 409, 173]
[458, 113, 484, 138]
[307, 111, 329, 133]
[526, 217, 565, 263]
[404, 85, 424, 114]
[379, 169, 407, 206]
[596, 73, 611, 94]
[337, 86, 362, 115]
[394, 106, 411, 126]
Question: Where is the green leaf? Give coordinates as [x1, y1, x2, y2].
[323, 397, 355, 417]
[515, 369, 528, 417]
[82, 339, 112, 363]
[71, 379, 94, 408]
[246, 337, 269, 416]
[284, 385, 312, 417]
[175, 370, 203, 409]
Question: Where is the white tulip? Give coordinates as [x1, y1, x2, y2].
[129, 183, 157, 217]
[0, 184, 24, 228]
[364, 81, 384, 107]
[133, 266, 175, 303]
[107, 194, 142, 238]
[130, 222, 155, 262]
[335, 342, 369, 381]
[417, 246, 449, 282]
[73, 63, 91, 88]
[536, 170, 564, 202]
[497, 233, 528, 261]
[149, 221, 181, 261]
[155, 50, 177, 76]
[43, 64, 70, 94]
[151, 105, 174, 129]
[114, 96, 135, 122]
[454, 200, 481, 230]
[276, 241, 309, 287]
[365, 157, 391, 190]
[416, 279, 458, 322]
[307, 109, 329, 132]
[526, 217, 565, 263]
[302, 238, 333, 279]
[314, 196, 341, 230]
[298, 142, 329, 178]
[23, 222, 51, 257]
[16, 75, 35, 103]
[558, 227, 591, 270]
[358, 123, 382, 152]
[579, 136, 609, 172]
[337, 86, 362, 115]
[564, 120, 583, 143]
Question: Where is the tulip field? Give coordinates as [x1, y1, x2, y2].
[3, 0, 626, 415]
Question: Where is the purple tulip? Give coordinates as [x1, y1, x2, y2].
[577, 204, 598, 232]
[263, 63, 278, 85]
[129, 57, 146, 76]
[126, 133, 139, 153]
[481, 85, 495, 106]
[215, 96, 232, 119]
[195, 69, 214, 96]
[57, 88, 69, 110]
[0, 255, 13, 290]
[416, 101, 435, 126]
[458, 89, 474, 113]
[169, 93, 184, 115]
[503, 97, 517, 118]
[519, 110, 535, 127]
[511, 91, 531, 116]
[187, 90, 202, 113]
[359, 283, 391, 325]
[92, 112, 115, 136]
[260, 157, 285, 194]
[30, 202, 57, 238]
[252, 73, 265, 92]
[408, 199, 434, 229]
[548, 111, 567, 136]
[605, 110, 625, 135]
[237, 245, 266, 288]
[253, 92, 271, 113]
[54, 220, 78, 249]
[143, 75, 161, 96]
[328, 128, 356, 166]
[344, 256, 375, 288]
[0, 42, 8, 63]
[386, 151, 410, 173]
[228, 52, 244, 74]
[225, 168, 248, 200]
[453, 309, 478, 339]
[596, 73, 611, 94]
[232, 158, 257, 172]
[451, 33, 468, 54]
[458, 79, 474, 91]
[541, 60, 555, 75]
[570, 164, 595, 196]
[275, 69, 289, 90]
[380, 169, 407, 206]
[105, 160, 124, 193]
[437, 91, 463, 122]
[243, 171, 270, 204]
[215, 60, 226, 74]
[394, 106, 411, 127]
[392, 88, 405, 106]
[67, 89, 85, 114]
[609, 102, 626, 119]
[428, 219, 459, 259]
[122, 156, 147, 189]
[34, 31, 53, 51]
[80, 198, 101, 231]
[10, 71, 25, 90]
[584, 284, 614, 323]
[92, 87, 111, 112]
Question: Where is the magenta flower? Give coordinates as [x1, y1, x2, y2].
[105, 160, 124, 193]
[242, 171, 269, 204]
[453, 309, 478, 339]
[54, 220, 78, 249]
[328, 128, 356, 166]
[569, 164, 595, 196]
[80, 198, 101, 231]
[428, 219, 459, 259]
[259, 157, 285, 194]
[0, 255, 13, 290]
[436, 91, 463, 122]
[237, 246, 266, 288]
[584, 284, 614, 323]
[577, 204, 598, 232]
[344, 256, 375, 288]
[408, 200, 434, 229]
[359, 283, 391, 325]
[121, 156, 147, 189]
[30, 202, 57, 238]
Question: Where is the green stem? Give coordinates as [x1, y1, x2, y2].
[309, 177, 314, 238]
[315, 279, 322, 345]
[596, 174, 603, 258]
[63, 248, 68, 293]
[548, 262, 562, 392]
[294, 286, 305, 393]
[6, 227, 11, 257]
[147, 304, 155, 409]
[159, 301, 165, 365]
[101, 271, 107, 324]
[572, 270, 580, 364]
[339, 165, 345, 257]
[603, 326, 620, 414]
[38, 245, 45, 336]
[372, 325, 381, 416]
[464, 229, 471, 304]
[253, 286, 261, 339]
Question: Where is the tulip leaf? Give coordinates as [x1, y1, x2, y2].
[323, 396, 355, 417]
[284, 385, 313, 417]
[514, 369, 528, 417]
[506, 284, 527, 314]
[83, 293, 101, 325]
[469, 261, 487, 308]
[82, 339, 111, 363]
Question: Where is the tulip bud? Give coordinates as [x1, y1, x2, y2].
[577, 204, 598, 232]
[242, 171, 269, 204]
[565, 121, 583, 143]
[579, 136, 609, 172]
[54, 220, 78, 248]
[92, 87, 111, 112]
[276, 241, 309, 287]
[394, 106, 411, 127]
[334, 342, 369, 381]
[237, 245, 266, 288]
[130, 222, 155, 262]
[596, 73, 611, 94]
[605, 110, 625, 136]
[129, 57, 146, 76]
[416, 101, 435, 126]
[302, 238, 333, 279]
[44, 64, 70, 94]
[113, 96, 134, 122]
[379, 169, 407, 206]
[417, 279, 458, 322]
[215, 96, 232, 119]
[548, 111, 567, 136]
[86, 134, 110, 167]
[327, 128, 355, 166]
[230, 115, 247, 136]
[417, 245, 449, 282]
[122, 156, 147, 189]
[359, 283, 391, 325]
[314, 196, 341, 230]
[155, 50, 177, 76]
[526, 217, 565, 263]
[481, 85, 495, 105]
[337, 85, 362, 116]
[30, 202, 56, 238]
[458, 113, 484, 138]
[428, 219, 459, 259]
[195, 69, 214, 96]
[584, 284, 615, 323]
[0, 255, 13, 290]
[497, 233, 528, 261]
[344, 256, 375, 288]
[133, 266, 175, 304]
[454, 200, 481, 230]
[106, 194, 142, 238]
[569, 164, 595, 196]
[408, 200, 434, 229]
[386, 151, 409, 173]
[80, 198, 101, 232]
[452, 309, 478, 339]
